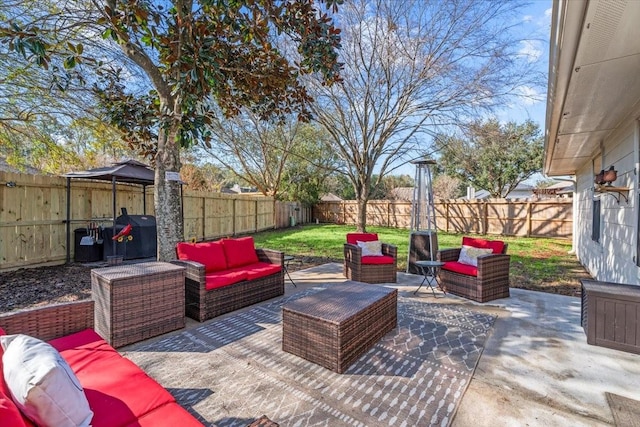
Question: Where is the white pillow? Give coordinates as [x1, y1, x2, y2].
[357, 240, 383, 256]
[458, 245, 493, 267]
[0, 334, 93, 427]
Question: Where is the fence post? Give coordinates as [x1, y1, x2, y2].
[483, 201, 489, 235]
[527, 201, 532, 237]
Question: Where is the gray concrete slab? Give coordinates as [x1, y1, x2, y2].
[290, 263, 640, 426]
[178, 262, 640, 426]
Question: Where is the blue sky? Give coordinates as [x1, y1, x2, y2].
[396, 0, 553, 179]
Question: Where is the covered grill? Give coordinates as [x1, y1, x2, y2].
[103, 211, 157, 260]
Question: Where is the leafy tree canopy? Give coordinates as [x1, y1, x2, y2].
[1, 0, 343, 260]
[435, 119, 544, 198]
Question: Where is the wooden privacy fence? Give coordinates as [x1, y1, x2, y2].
[314, 199, 573, 238]
[0, 171, 310, 271]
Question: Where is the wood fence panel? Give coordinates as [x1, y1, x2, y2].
[204, 195, 234, 239]
[0, 172, 285, 271]
[314, 199, 573, 239]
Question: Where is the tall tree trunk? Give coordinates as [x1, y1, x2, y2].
[155, 119, 183, 261]
[356, 193, 368, 233]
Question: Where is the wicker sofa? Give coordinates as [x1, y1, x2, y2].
[175, 236, 284, 322]
[437, 236, 510, 303]
[0, 301, 203, 427]
[343, 232, 397, 284]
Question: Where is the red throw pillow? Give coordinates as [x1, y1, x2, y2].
[221, 237, 260, 268]
[462, 236, 505, 254]
[346, 233, 379, 245]
[176, 241, 227, 272]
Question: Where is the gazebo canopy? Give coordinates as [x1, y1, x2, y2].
[63, 160, 155, 262]
[63, 159, 154, 185]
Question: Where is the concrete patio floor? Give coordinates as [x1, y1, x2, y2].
[173, 262, 640, 426]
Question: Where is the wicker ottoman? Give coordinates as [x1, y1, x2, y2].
[91, 262, 186, 348]
[282, 281, 397, 373]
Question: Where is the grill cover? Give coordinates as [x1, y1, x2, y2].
[103, 214, 157, 260]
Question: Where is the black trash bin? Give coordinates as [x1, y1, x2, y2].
[73, 228, 103, 262]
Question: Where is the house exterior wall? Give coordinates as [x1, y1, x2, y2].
[574, 120, 638, 284]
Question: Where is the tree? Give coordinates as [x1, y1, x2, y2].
[306, 0, 542, 231]
[2, 0, 342, 260]
[436, 119, 544, 198]
[433, 174, 463, 200]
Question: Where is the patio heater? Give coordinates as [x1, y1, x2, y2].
[407, 159, 438, 274]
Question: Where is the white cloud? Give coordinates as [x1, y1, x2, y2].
[523, 14, 534, 23]
[544, 8, 552, 19]
[516, 85, 544, 105]
[519, 40, 543, 62]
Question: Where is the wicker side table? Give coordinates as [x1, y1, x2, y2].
[282, 281, 397, 373]
[91, 262, 186, 348]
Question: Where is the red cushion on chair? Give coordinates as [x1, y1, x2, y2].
[462, 236, 505, 254]
[346, 233, 379, 245]
[176, 241, 227, 272]
[221, 237, 260, 268]
[204, 269, 248, 290]
[361, 255, 395, 265]
[0, 392, 27, 427]
[442, 261, 478, 276]
[49, 329, 176, 427]
[244, 262, 282, 280]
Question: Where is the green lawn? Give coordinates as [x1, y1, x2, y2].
[252, 224, 588, 296]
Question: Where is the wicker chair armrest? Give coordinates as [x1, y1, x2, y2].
[381, 243, 397, 258]
[0, 300, 95, 342]
[256, 248, 284, 266]
[438, 248, 461, 262]
[344, 243, 363, 264]
[476, 254, 511, 278]
[171, 260, 206, 284]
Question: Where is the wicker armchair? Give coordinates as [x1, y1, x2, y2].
[437, 239, 510, 303]
[343, 233, 397, 283]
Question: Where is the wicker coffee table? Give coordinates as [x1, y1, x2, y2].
[282, 281, 397, 373]
[91, 261, 186, 348]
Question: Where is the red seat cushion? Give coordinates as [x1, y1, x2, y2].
[204, 269, 248, 290]
[176, 241, 227, 272]
[462, 236, 505, 254]
[346, 233, 378, 245]
[0, 392, 27, 427]
[123, 402, 203, 427]
[221, 237, 259, 268]
[49, 329, 176, 427]
[441, 261, 478, 277]
[361, 255, 395, 265]
[0, 329, 30, 427]
[244, 262, 282, 280]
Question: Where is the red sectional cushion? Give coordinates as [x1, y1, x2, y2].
[221, 237, 259, 268]
[346, 233, 378, 245]
[0, 392, 27, 427]
[123, 402, 204, 427]
[244, 262, 282, 280]
[0, 329, 32, 427]
[176, 241, 227, 272]
[462, 236, 505, 254]
[205, 269, 248, 290]
[442, 261, 478, 277]
[361, 255, 395, 265]
[49, 329, 176, 427]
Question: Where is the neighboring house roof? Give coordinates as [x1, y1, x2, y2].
[545, 1, 640, 176]
[320, 193, 343, 202]
[389, 187, 413, 201]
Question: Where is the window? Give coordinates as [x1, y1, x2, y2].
[592, 199, 601, 243]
